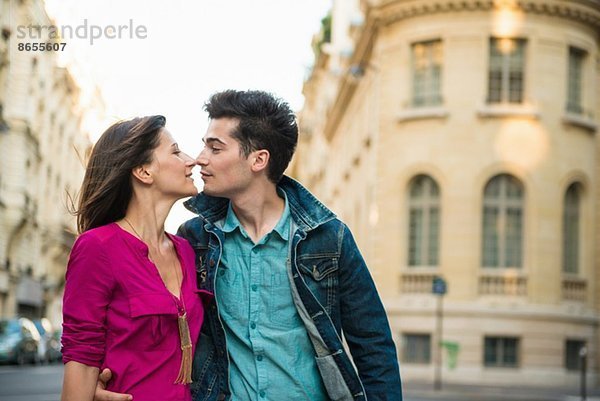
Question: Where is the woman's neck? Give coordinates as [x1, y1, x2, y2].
[120, 194, 174, 249]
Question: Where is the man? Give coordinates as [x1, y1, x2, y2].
[95, 90, 402, 401]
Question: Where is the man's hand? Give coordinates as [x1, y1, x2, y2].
[93, 368, 133, 401]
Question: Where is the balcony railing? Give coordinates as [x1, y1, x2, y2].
[479, 272, 527, 296]
[562, 278, 586, 302]
[400, 272, 436, 294]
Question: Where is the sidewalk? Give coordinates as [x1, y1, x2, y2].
[403, 381, 600, 401]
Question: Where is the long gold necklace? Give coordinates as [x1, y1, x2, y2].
[123, 217, 193, 384]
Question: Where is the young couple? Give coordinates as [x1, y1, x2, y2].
[61, 90, 402, 401]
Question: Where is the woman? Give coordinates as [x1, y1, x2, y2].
[61, 116, 208, 401]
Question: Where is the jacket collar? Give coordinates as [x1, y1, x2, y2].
[183, 175, 336, 232]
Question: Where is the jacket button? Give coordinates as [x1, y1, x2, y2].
[209, 259, 215, 267]
[217, 394, 226, 401]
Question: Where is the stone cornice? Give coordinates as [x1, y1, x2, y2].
[322, 13, 379, 142]
[373, 0, 600, 31]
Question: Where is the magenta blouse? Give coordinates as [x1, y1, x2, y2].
[62, 223, 210, 401]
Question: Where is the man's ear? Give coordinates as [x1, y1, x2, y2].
[250, 149, 270, 173]
[131, 164, 154, 185]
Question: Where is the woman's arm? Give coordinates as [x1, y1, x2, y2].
[61, 232, 116, 397]
[62, 361, 100, 401]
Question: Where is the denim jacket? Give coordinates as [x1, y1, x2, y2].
[178, 176, 402, 401]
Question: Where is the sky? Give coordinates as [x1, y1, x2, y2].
[41, 0, 332, 231]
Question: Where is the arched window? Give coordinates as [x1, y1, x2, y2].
[563, 183, 581, 274]
[408, 175, 440, 267]
[482, 174, 524, 268]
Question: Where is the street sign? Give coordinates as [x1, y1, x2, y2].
[432, 276, 447, 295]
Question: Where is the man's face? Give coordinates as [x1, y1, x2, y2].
[196, 117, 253, 198]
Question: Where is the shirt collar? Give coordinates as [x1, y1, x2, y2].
[272, 189, 290, 240]
[220, 189, 290, 241]
[221, 202, 244, 235]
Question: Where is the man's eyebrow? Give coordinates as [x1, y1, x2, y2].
[203, 137, 227, 146]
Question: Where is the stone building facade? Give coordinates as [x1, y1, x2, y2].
[292, 0, 600, 388]
[0, 0, 104, 327]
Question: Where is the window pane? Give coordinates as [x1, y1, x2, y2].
[484, 176, 501, 198]
[505, 176, 523, 199]
[488, 71, 503, 103]
[488, 38, 525, 104]
[409, 209, 423, 266]
[482, 175, 524, 268]
[484, 337, 498, 365]
[412, 40, 442, 107]
[567, 47, 585, 114]
[565, 340, 585, 371]
[483, 207, 499, 267]
[505, 208, 522, 267]
[484, 336, 519, 367]
[502, 338, 518, 366]
[409, 175, 440, 267]
[508, 72, 523, 103]
[410, 177, 425, 198]
[428, 207, 440, 265]
[403, 334, 431, 364]
[563, 184, 580, 274]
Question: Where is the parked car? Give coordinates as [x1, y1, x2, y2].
[0, 317, 40, 365]
[32, 318, 54, 363]
[46, 327, 62, 363]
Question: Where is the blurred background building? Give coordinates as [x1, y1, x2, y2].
[0, 0, 104, 327]
[291, 0, 600, 389]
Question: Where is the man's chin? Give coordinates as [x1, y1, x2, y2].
[201, 187, 218, 196]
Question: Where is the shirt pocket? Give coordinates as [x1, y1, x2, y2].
[269, 272, 302, 329]
[215, 268, 246, 322]
[128, 293, 179, 351]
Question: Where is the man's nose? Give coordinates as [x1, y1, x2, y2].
[196, 150, 208, 166]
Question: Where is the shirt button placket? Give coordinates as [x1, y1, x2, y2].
[250, 245, 267, 398]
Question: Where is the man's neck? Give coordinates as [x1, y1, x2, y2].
[229, 181, 285, 243]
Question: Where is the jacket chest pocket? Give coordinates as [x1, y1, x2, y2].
[127, 293, 179, 351]
[297, 257, 339, 313]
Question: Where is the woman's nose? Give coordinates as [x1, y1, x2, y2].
[181, 152, 197, 166]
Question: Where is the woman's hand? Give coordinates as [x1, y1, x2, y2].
[93, 368, 133, 401]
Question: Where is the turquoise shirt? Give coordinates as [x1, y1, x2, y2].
[215, 193, 327, 401]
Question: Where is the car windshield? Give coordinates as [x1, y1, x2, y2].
[0, 320, 19, 335]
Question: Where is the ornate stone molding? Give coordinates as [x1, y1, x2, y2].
[374, 0, 600, 31]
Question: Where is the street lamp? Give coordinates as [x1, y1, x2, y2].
[432, 276, 447, 391]
[580, 345, 587, 401]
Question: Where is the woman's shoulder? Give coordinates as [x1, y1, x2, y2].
[74, 223, 120, 249]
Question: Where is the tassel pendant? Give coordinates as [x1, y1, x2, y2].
[175, 313, 193, 384]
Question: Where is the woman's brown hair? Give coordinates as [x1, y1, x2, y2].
[75, 115, 166, 233]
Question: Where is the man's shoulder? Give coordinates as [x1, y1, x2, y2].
[177, 216, 210, 243]
[302, 217, 347, 250]
[312, 217, 345, 233]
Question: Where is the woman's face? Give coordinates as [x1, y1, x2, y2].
[147, 128, 198, 199]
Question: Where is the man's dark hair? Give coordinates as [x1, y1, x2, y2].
[204, 89, 298, 183]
